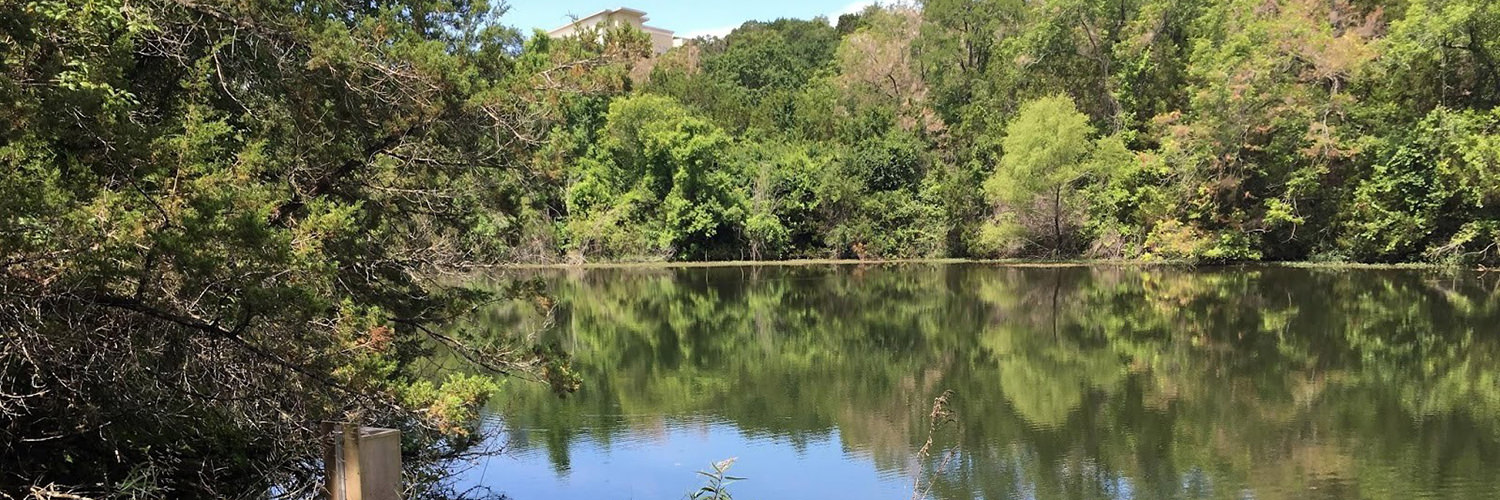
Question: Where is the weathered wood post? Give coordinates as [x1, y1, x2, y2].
[322, 422, 340, 499]
[323, 423, 401, 500]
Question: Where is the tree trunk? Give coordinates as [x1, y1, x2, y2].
[1053, 186, 1063, 256]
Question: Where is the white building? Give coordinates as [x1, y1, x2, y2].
[548, 7, 676, 55]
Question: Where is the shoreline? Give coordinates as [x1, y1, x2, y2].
[473, 258, 1491, 272]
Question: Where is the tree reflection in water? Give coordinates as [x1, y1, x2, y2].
[454, 264, 1500, 500]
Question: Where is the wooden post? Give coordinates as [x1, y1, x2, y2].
[324, 423, 401, 500]
[322, 422, 340, 499]
[355, 428, 402, 500]
[343, 424, 363, 500]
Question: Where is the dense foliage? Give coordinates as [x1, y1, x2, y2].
[530, 0, 1500, 264]
[0, 0, 628, 497]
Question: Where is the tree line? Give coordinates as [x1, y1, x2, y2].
[522, 0, 1500, 264]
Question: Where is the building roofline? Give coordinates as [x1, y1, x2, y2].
[547, 7, 652, 35]
[610, 7, 649, 20]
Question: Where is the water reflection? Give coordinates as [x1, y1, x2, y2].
[452, 264, 1500, 500]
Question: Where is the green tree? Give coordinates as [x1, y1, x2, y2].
[733, 141, 828, 259]
[916, 0, 1023, 122]
[0, 0, 603, 495]
[705, 18, 839, 93]
[980, 95, 1113, 255]
[566, 95, 745, 260]
[821, 132, 946, 258]
[655, 18, 840, 134]
[1342, 107, 1500, 263]
[1378, 0, 1500, 112]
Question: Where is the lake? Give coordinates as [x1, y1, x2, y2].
[448, 263, 1500, 500]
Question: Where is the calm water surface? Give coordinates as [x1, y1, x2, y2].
[449, 264, 1500, 500]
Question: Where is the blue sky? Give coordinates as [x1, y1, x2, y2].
[500, 0, 877, 38]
